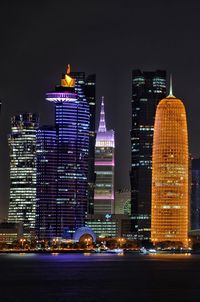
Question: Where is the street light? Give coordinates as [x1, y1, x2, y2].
[20, 239, 26, 249]
[117, 238, 125, 248]
[84, 238, 91, 248]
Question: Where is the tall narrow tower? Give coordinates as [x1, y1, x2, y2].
[94, 97, 115, 214]
[8, 113, 39, 232]
[130, 70, 166, 240]
[151, 80, 189, 247]
[69, 71, 96, 215]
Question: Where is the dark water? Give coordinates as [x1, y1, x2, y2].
[0, 253, 200, 302]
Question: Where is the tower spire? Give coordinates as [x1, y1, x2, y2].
[168, 73, 175, 97]
[98, 96, 107, 132]
[170, 73, 173, 96]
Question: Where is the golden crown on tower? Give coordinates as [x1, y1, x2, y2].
[61, 64, 75, 88]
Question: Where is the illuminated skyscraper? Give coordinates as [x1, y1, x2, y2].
[130, 70, 166, 240]
[69, 72, 96, 214]
[35, 126, 57, 239]
[8, 113, 39, 232]
[36, 66, 90, 239]
[94, 97, 115, 214]
[151, 82, 189, 246]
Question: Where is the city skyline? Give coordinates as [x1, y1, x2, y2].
[1, 2, 200, 302]
[1, 1, 200, 220]
[0, 69, 198, 220]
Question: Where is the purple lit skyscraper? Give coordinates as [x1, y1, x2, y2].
[94, 97, 115, 214]
[36, 66, 90, 239]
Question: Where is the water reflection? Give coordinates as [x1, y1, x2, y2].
[0, 252, 200, 302]
[146, 253, 192, 261]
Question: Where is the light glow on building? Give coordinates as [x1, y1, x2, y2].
[151, 89, 189, 247]
[36, 68, 90, 239]
[8, 113, 39, 232]
[94, 97, 115, 214]
[69, 71, 96, 215]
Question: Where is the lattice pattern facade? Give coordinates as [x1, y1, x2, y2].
[151, 96, 189, 246]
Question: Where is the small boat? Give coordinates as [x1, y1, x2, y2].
[93, 248, 123, 254]
[140, 247, 157, 254]
[105, 248, 124, 254]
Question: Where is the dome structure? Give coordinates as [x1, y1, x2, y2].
[73, 226, 96, 242]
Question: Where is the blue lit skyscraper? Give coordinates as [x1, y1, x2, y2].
[69, 72, 96, 214]
[36, 66, 90, 239]
[36, 126, 57, 239]
[8, 113, 39, 233]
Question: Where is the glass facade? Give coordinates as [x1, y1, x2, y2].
[130, 70, 166, 240]
[151, 95, 189, 246]
[191, 158, 200, 230]
[87, 219, 118, 238]
[36, 126, 57, 239]
[70, 72, 96, 214]
[8, 113, 39, 232]
[36, 68, 90, 239]
[86, 214, 131, 238]
[94, 98, 115, 214]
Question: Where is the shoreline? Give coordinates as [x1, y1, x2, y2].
[0, 249, 92, 254]
[0, 249, 199, 255]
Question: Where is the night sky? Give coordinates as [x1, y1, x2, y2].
[0, 0, 200, 219]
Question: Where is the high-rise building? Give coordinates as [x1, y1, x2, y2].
[151, 83, 189, 247]
[191, 158, 200, 230]
[35, 126, 57, 239]
[8, 113, 39, 232]
[69, 71, 96, 214]
[94, 97, 115, 214]
[130, 70, 166, 240]
[36, 66, 90, 239]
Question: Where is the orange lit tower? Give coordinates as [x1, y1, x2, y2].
[151, 78, 189, 247]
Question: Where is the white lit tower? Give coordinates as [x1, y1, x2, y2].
[8, 113, 39, 233]
[94, 97, 115, 214]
